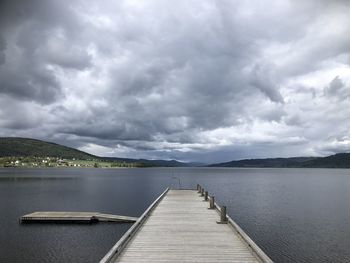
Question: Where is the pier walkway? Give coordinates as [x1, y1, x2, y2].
[101, 188, 273, 263]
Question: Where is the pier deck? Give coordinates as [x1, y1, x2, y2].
[101, 189, 272, 263]
[21, 212, 137, 223]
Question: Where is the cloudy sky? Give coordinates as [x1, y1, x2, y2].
[0, 0, 350, 163]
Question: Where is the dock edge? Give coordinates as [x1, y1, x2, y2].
[212, 196, 273, 263]
[99, 187, 170, 263]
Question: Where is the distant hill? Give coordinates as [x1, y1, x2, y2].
[209, 157, 316, 168]
[209, 154, 350, 168]
[96, 157, 195, 167]
[0, 137, 192, 167]
[140, 159, 201, 167]
[301, 153, 350, 168]
[0, 137, 96, 160]
[4, 137, 350, 168]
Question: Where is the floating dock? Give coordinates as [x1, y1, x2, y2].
[100, 187, 273, 263]
[20, 212, 138, 223]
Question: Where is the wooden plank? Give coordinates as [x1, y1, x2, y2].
[103, 189, 273, 263]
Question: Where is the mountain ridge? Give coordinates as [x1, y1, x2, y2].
[0, 137, 192, 167]
[2, 137, 350, 168]
[209, 154, 350, 168]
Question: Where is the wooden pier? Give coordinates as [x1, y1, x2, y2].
[100, 187, 273, 263]
[20, 212, 137, 223]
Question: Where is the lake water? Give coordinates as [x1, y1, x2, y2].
[1, 168, 350, 262]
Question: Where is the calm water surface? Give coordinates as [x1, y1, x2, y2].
[1, 167, 350, 262]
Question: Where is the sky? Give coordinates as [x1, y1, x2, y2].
[0, 0, 350, 163]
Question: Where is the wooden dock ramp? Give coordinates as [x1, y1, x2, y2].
[20, 212, 137, 223]
[101, 188, 273, 263]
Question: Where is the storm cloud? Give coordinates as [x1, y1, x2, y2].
[1, 0, 350, 162]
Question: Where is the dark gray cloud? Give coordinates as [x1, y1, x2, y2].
[1, 0, 350, 162]
[324, 76, 350, 100]
[0, 65, 60, 103]
[0, 35, 6, 65]
[0, 0, 88, 103]
[249, 64, 284, 103]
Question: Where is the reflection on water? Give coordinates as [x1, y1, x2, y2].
[0, 167, 350, 263]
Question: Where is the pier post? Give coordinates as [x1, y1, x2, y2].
[209, 196, 215, 209]
[204, 191, 208, 201]
[201, 188, 204, 196]
[198, 185, 202, 193]
[197, 184, 200, 191]
[217, 206, 228, 224]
